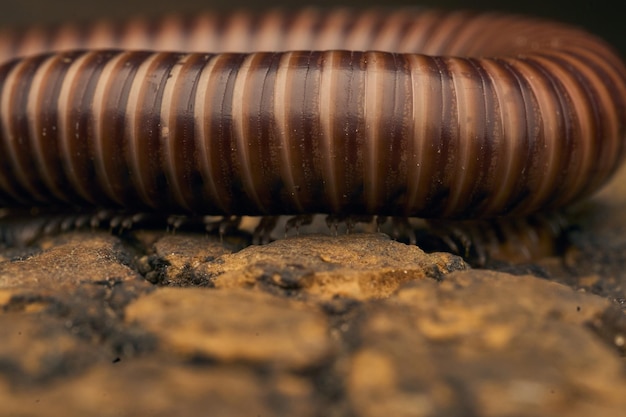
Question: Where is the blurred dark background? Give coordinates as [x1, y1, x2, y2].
[0, 0, 623, 56]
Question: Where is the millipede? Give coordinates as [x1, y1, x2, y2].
[0, 8, 625, 262]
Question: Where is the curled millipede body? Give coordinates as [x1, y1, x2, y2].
[0, 8, 625, 254]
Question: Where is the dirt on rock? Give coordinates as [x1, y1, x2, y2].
[2, 166, 626, 416]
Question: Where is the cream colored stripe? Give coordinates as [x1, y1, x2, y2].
[26, 54, 65, 200]
[222, 11, 252, 52]
[477, 59, 518, 213]
[274, 52, 302, 211]
[284, 8, 318, 51]
[194, 54, 227, 212]
[49, 24, 81, 51]
[118, 18, 150, 50]
[319, 51, 340, 211]
[565, 48, 625, 182]
[530, 54, 591, 203]
[153, 16, 185, 51]
[371, 10, 408, 52]
[364, 51, 382, 211]
[344, 10, 377, 51]
[314, 9, 350, 50]
[232, 53, 265, 210]
[440, 58, 470, 216]
[405, 54, 431, 212]
[253, 10, 284, 52]
[14, 26, 47, 58]
[510, 58, 559, 210]
[160, 53, 190, 209]
[91, 52, 129, 204]
[124, 53, 161, 207]
[84, 20, 116, 50]
[57, 52, 96, 203]
[187, 14, 218, 53]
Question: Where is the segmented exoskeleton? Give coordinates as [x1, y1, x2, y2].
[0, 9, 624, 262]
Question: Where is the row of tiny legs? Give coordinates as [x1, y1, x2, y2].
[0, 209, 570, 266]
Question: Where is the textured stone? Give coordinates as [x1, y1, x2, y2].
[134, 232, 236, 285]
[0, 359, 315, 417]
[0, 232, 140, 289]
[346, 271, 626, 417]
[2, 178, 626, 416]
[195, 233, 468, 299]
[125, 287, 333, 369]
[0, 313, 107, 385]
[0, 232, 155, 386]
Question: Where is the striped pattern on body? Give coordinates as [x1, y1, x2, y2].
[0, 8, 625, 219]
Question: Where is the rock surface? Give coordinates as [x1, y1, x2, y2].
[2, 167, 626, 416]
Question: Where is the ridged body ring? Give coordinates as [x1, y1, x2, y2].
[0, 8, 625, 219]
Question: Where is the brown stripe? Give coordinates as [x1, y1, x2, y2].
[0, 8, 624, 219]
[96, 50, 153, 207]
[167, 53, 211, 212]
